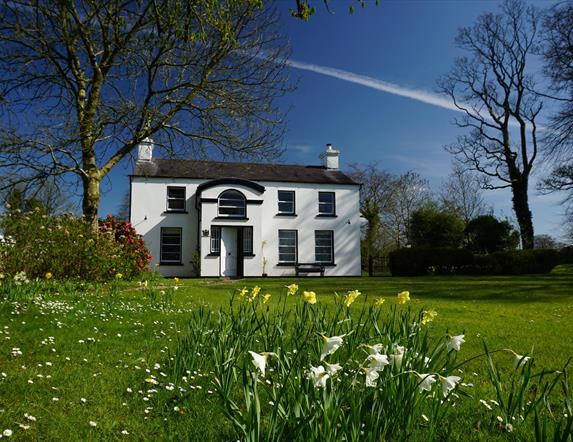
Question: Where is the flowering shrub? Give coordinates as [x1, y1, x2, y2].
[99, 215, 151, 277]
[168, 288, 570, 441]
[0, 210, 149, 280]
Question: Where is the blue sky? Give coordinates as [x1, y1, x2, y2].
[101, 0, 567, 239]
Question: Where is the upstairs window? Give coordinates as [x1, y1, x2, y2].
[167, 186, 186, 211]
[318, 192, 335, 215]
[277, 190, 295, 215]
[218, 190, 246, 218]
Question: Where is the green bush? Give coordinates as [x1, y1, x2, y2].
[388, 248, 474, 276]
[0, 209, 149, 280]
[388, 247, 562, 276]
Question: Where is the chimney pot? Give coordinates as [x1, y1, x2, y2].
[319, 143, 340, 170]
[137, 137, 154, 161]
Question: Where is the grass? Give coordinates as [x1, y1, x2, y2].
[0, 270, 572, 440]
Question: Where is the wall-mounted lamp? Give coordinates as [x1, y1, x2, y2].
[202, 229, 210, 237]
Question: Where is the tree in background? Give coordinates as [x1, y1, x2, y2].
[438, 0, 542, 249]
[348, 163, 394, 273]
[465, 215, 520, 254]
[439, 163, 490, 223]
[0, 1, 289, 232]
[3, 180, 73, 216]
[409, 206, 465, 248]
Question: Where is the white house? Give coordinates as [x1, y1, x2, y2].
[129, 141, 361, 277]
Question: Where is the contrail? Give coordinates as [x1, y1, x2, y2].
[285, 59, 460, 112]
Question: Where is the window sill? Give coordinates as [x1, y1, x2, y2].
[276, 213, 297, 217]
[214, 216, 249, 221]
[243, 253, 256, 257]
[163, 210, 188, 214]
[317, 263, 336, 267]
[159, 262, 184, 266]
[207, 253, 220, 257]
[316, 214, 337, 218]
[276, 262, 296, 267]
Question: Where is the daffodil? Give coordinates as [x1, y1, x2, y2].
[364, 367, 379, 387]
[45, 272, 53, 280]
[238, 287, 249, 298]
[248, 351, 276, 377]
[262, 293, 271, 304]
[115, 272, 123, 279]
[366, 353, 390, 371]
[389, 345, 406, 369]
[397, 291, 410, 304]
[421, 309, 438, 325]
[416, 372, 437, 392]
[361, 343, 385, 355]
[319, 334, 344, 360]
[513, 353, 531, 369]
[303, 291, 317, 304]
[374, 297, 386, 306]
[446, 334, 465, 352]
[251, 286, 261, 297]
[324, 361, 342, 376]
[286, 284, 299, 296]
[307, 365, 329, 388]
[174, 277, 180, 284]
[440, 375, 461, 397]
[344, 289, 361, 307]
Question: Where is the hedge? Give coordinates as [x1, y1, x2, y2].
[388, 247, 564, 276]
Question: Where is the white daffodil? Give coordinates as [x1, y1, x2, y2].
[416, 373, 437, 392]
[366, 353, 390, 371]
[361, 343, 385, 355]
[319, 334, 344, 360]
[513, 354, 531, 369]
[324, 361, 342, 376]
[248, 351, 276, 377]
[389, 345, 406, 369]
[446, 334, 465, 352]
[364, 367, 380, 387]
[308, 365, 329, 388]
[441, 375, 461, 397]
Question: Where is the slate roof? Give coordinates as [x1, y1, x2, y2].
[132, 159, 359, 185]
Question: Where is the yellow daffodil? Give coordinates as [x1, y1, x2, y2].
[115, 272, 123, 279]
[251, 286, 261, 297]
[374, 297, 386, 306]
[238, 287, 249, 298]
[303, 291, 317, 304]
[262, 293, 271, 304]
[421, 309, 438, 325]
[174, 277, 180, 284]
[45, 272, 53, 280]
[397, 291, 410, 304]
[344, 290, 361, 307]
[319, 333, 344, 360]
[286, 283, 299, 296]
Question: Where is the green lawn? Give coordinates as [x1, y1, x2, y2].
[1, 270, 572, 440]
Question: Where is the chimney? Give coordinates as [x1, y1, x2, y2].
[137, 137, 153, 161]
[319, 143, 340, 170]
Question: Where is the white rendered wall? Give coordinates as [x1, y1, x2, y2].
[131, 177, 361, 277]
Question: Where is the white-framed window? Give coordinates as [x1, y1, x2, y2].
[243, 227, 253, 255]
[160, 227, 182, 263]
[318, 192, 335, 215]
[278, 230, 297, 264]
[210, 226, 221, 254]
[167, 186, 186, 211]
[315, 230, 334, 264]
[218, 190, 246, 217]
[277, 190, 295, 214]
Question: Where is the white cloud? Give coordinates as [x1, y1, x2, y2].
[286, 59, 460, 112]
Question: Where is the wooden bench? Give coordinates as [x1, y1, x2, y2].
[295, 263, 325, 277]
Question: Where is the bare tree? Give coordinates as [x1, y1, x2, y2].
[348, 163, 395, 272]
[438, 0, 543, 249]
[0, 1, 289, 231]
[440, 163, 489, 224]
[382, 171, 430, 248]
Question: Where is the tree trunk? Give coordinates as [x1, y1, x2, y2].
[82, 173, 101, 234]
[511, 178, 534, 249]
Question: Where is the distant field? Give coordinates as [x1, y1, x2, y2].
[0, 270, 571, 440]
